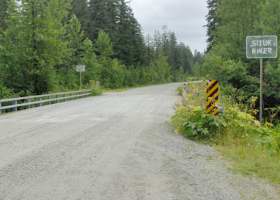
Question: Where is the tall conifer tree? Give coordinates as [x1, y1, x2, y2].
[0, 0, 8, 30]
[206, 0, 218, 52]
[72, 0, 89, 34]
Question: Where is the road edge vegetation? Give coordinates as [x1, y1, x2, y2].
[171, 82, 280, 185]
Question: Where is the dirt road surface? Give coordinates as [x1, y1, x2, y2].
[0, 84, 279, 200]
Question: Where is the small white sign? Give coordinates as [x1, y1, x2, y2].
[76, 65, 86, 72]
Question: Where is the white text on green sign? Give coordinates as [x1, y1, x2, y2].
[246, 35, 278, 59]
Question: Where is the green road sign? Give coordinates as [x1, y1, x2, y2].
[246, 35, 278, 59]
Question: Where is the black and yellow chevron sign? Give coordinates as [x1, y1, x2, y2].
[206, 80, 220, 115]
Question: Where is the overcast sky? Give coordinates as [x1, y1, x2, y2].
[129, 0, 208, 53]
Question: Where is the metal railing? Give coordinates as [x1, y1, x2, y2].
[0, 90, 92, 114]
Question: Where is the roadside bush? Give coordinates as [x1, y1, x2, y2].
[223, 101, 259, 137]
[171, 106, 226, 140]
[91, 87, 103, 96]
[172, 83, 280, 183]
[172, 86, 280, 153]
[0, 83, 13, 98]
[90, 81, 103, 96]
[176, 87, 183, 96]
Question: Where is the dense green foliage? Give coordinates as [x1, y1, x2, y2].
[202, 0, 280, 122]
[88, 0, 145, 66]
[172, 106, 225, 140]
[172, 83, 280, 183]
[0, 0, 196, 98]
[71, 0, 89, 33]
[0, 0, 73, 95]
[206, 0, 218, 52]
[0, 0, 8, 30]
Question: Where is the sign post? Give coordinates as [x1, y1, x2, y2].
[260, 58, 263, 123]
[246, 35, 278, 123]
[76, 64, 86, 90]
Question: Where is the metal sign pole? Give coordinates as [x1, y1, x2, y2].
[76, 64, 86, 90]
[259, 58, 263, 123]
[80, 71, 82, 90]
[246, 35, 278, 123]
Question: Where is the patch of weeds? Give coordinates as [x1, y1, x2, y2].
[171, 106, 226, 141]
[91, 87, 103, 96]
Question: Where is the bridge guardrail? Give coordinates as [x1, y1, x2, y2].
[0, 90, 92, 114]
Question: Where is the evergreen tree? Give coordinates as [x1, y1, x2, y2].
[167, 32, 179, 71]
[72, 0, 89, 34]
[88, 0, 117, 42]
[143, 34, 155, 66]
[177, 43, 193, 74]
[0, 0, 24, 93]
[151, 53, 172, 83]
[95, 31, 126, 88]
[0, 0, 191, 96]
[65, 15, 93, 67]
[146, 28, 194, 79]
[82, 38, 101, 84]
[88, 0, 145, 66]
[0, 0, 8, 30]
[95, 31, 113, 87]
[95, 31, 113, 58]
[206, 0, 218, 52]
[213, 0, 262, 60]
[114, 0, 145, 66]
[60, 15, 87, 88]
[203, 0, 280, 120]
[1, 0, 71, 94]
[62, 15, 101, 88]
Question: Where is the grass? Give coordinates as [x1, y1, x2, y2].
[103, 87, 129, 93]
[215, 131, 280, 184]
[172, 82, 280, 185]
[217, 143, 280, 183]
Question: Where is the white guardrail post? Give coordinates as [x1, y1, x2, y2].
[0, 89, 92, 115]
[13, 100, 17, 112]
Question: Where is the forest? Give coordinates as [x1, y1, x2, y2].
[0, 0, 198, 98]
[201, 0, 280, 123]
[171, 0, 280, 184]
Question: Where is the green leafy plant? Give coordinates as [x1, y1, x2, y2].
[0, 83, 13, 98]
[89, 80, 103, 96]
[91, 87, 103, 96]
[171, 106, 226, 140]
[176, 87, 183, 96]
[172, 84, 280, 183]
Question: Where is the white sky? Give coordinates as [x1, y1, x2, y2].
[129, 0, 208, 53]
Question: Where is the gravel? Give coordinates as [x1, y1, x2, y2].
[0, 83, 279, 200]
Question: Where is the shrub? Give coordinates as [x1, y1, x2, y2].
[172, 86, 280, 153]
[176, 87, 183, 96]
[91, 87, 103, 96]
[0, 83, 13, 98]
[89, 80, 103, 96]
[172, 84, 280, 183]
[171, 106, 226, 140]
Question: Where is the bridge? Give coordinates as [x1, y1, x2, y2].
[0, 84, 275, 200]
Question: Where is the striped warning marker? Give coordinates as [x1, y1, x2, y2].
[206, 80, 220, 115]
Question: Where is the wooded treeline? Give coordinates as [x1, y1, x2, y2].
[0, 0, 197, 97]
[201, 0, 280, 122]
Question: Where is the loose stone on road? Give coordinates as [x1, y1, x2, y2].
[0, 84, 279, 200]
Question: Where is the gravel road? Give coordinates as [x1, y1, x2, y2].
[0, 83, 279, 200]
